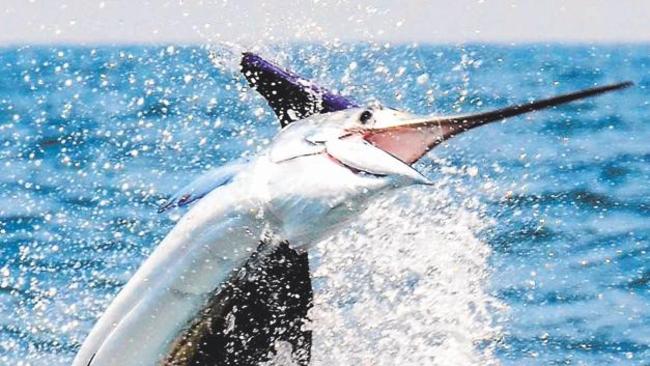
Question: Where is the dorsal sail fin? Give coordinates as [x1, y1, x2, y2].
[241, 52, 358, 127]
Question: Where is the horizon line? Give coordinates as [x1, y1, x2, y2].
[1, 40, 649, 48]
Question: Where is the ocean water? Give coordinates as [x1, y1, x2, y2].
[0, 44, 648, 365]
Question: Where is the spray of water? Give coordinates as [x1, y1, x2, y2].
[304, 177, 503, 365]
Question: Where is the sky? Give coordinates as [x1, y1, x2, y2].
[2, 0, 650, 45]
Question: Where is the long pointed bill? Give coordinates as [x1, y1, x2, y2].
[365, 81, 633, 164]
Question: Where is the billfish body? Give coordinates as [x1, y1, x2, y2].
[73, 52, 632, 366]
[76, 135, 391, 365]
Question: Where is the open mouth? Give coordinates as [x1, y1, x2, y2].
[321, 130, 433, 184]
[362, 124, 442, 165]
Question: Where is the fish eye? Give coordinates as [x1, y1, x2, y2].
[359, 110, 373, 124]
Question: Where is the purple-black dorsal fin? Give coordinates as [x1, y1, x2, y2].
[241, 52, 358, 127]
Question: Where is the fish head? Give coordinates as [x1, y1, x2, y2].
[259, 106, 449, 245]
[267, 106, 448, 191]
[261, 80, 634, 244]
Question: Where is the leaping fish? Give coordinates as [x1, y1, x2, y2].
[73, 52, 632, 366]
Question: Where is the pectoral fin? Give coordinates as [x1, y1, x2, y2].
[158, 160, 247, 212]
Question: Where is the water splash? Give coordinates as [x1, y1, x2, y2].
[309, 178, 504, 365]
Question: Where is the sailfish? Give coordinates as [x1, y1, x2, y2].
[73, 52, 632, 366]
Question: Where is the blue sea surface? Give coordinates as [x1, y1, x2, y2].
[0, 44, 648, 365]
